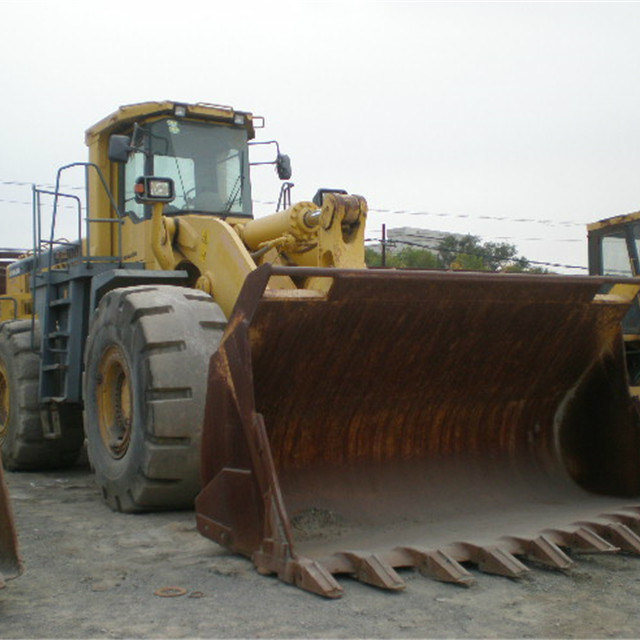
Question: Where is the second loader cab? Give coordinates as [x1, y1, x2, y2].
[588, 211, 640, 385]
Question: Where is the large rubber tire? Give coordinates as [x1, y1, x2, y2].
[83, 285, 226, 512]
[0, 319, 84, 470]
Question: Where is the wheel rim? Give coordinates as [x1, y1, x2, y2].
[96, 345, 132, 459]
[0, 359, 9, 443]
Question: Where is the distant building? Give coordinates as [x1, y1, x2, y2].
[367, 227, 466, 254]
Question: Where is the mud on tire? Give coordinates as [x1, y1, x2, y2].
[83, 286, 226, 512]
[0, 319, 83, 470]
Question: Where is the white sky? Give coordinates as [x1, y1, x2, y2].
[2, 1, 640, 272]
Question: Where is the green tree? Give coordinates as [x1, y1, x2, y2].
[437, 234, 548, 273]
[365, 233, 549, 273]
[364, 247, 384, 267]
[365, 246, 440, 268]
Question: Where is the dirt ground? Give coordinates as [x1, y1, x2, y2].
[3, 466, 640, 639]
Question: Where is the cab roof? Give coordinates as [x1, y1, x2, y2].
[85, 100, 255, 145]
[587, 210, 640, 232]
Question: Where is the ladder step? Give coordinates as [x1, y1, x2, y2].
[47, 331, 69, 339]
[42, 363, 68, 372]
[47, 348, 68, 354]
[49, 298, 71, 307]
[41, 396, 67, 404]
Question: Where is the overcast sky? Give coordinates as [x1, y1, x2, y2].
[2, 1, 640, 271]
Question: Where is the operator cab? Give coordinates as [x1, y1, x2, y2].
[101, 101, 292, 223]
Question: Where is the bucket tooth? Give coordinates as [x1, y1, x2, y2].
[614, 509, 640, 533]
[546, 527, 619, 554]
[465, 545, 529, 578]
[286, 558, 343, 599]
[342, 553, 405, 591]
[525, 535, 574, 570]
[399, 547, 475, 586]
[598, 522, 640, 555]
[607, 511, 640, 535]
[571, 527, 619, 553]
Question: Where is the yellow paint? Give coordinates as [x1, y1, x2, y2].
[587, 210, 640, 232]
[609, 283, 640, 302]
[0, 358, 9, 442]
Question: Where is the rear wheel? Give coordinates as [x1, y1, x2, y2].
[0, 319, 83, 470]
[83, 285, 226, 512]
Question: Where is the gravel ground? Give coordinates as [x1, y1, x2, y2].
[3, 466, 640, 639]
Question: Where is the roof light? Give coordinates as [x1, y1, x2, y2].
[174, 105, 187, 117]
[233, 113, 245, 126]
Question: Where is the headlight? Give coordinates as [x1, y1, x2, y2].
[149, 179, 171, 198]
[134, 176, 176, 204]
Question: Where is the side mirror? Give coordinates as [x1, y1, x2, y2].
[108, 134, 132, 163]
[276, 153, 292, 180]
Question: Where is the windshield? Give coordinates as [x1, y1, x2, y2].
[123, 118, 252, 219]
[600, 226, 640, 277]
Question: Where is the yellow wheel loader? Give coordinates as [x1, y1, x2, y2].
[2, 101, 640, 598]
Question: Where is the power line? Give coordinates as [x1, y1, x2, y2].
[398, 230, 583, 246]
[1, 182, 591, 228]
[343, 227, 583, 243]
[0, 180, 592, 257]
[367, 207, 586, 227]
[0, 180, 84, 191]
[0, 198, 79, 211]
[250, 197, 590, 228]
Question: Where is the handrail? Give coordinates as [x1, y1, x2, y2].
[49, 162, 123, 267]
[31, 163, 124, 358]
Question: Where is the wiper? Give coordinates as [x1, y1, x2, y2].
[223, 175, 242, 213]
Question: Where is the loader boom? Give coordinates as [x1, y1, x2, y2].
[146, 192, 367, 318]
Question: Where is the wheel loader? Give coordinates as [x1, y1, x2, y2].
[2, 101, 640, 598]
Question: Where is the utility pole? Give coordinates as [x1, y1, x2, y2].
[382, 224, 386, 268]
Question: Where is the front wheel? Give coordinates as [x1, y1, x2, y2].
[83, 286, 226, 512]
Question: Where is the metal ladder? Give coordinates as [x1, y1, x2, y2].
[32, 163, 123, 408]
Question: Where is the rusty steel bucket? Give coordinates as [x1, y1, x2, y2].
[0, 460, 21, 588]
[196, 265, 640, 597]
